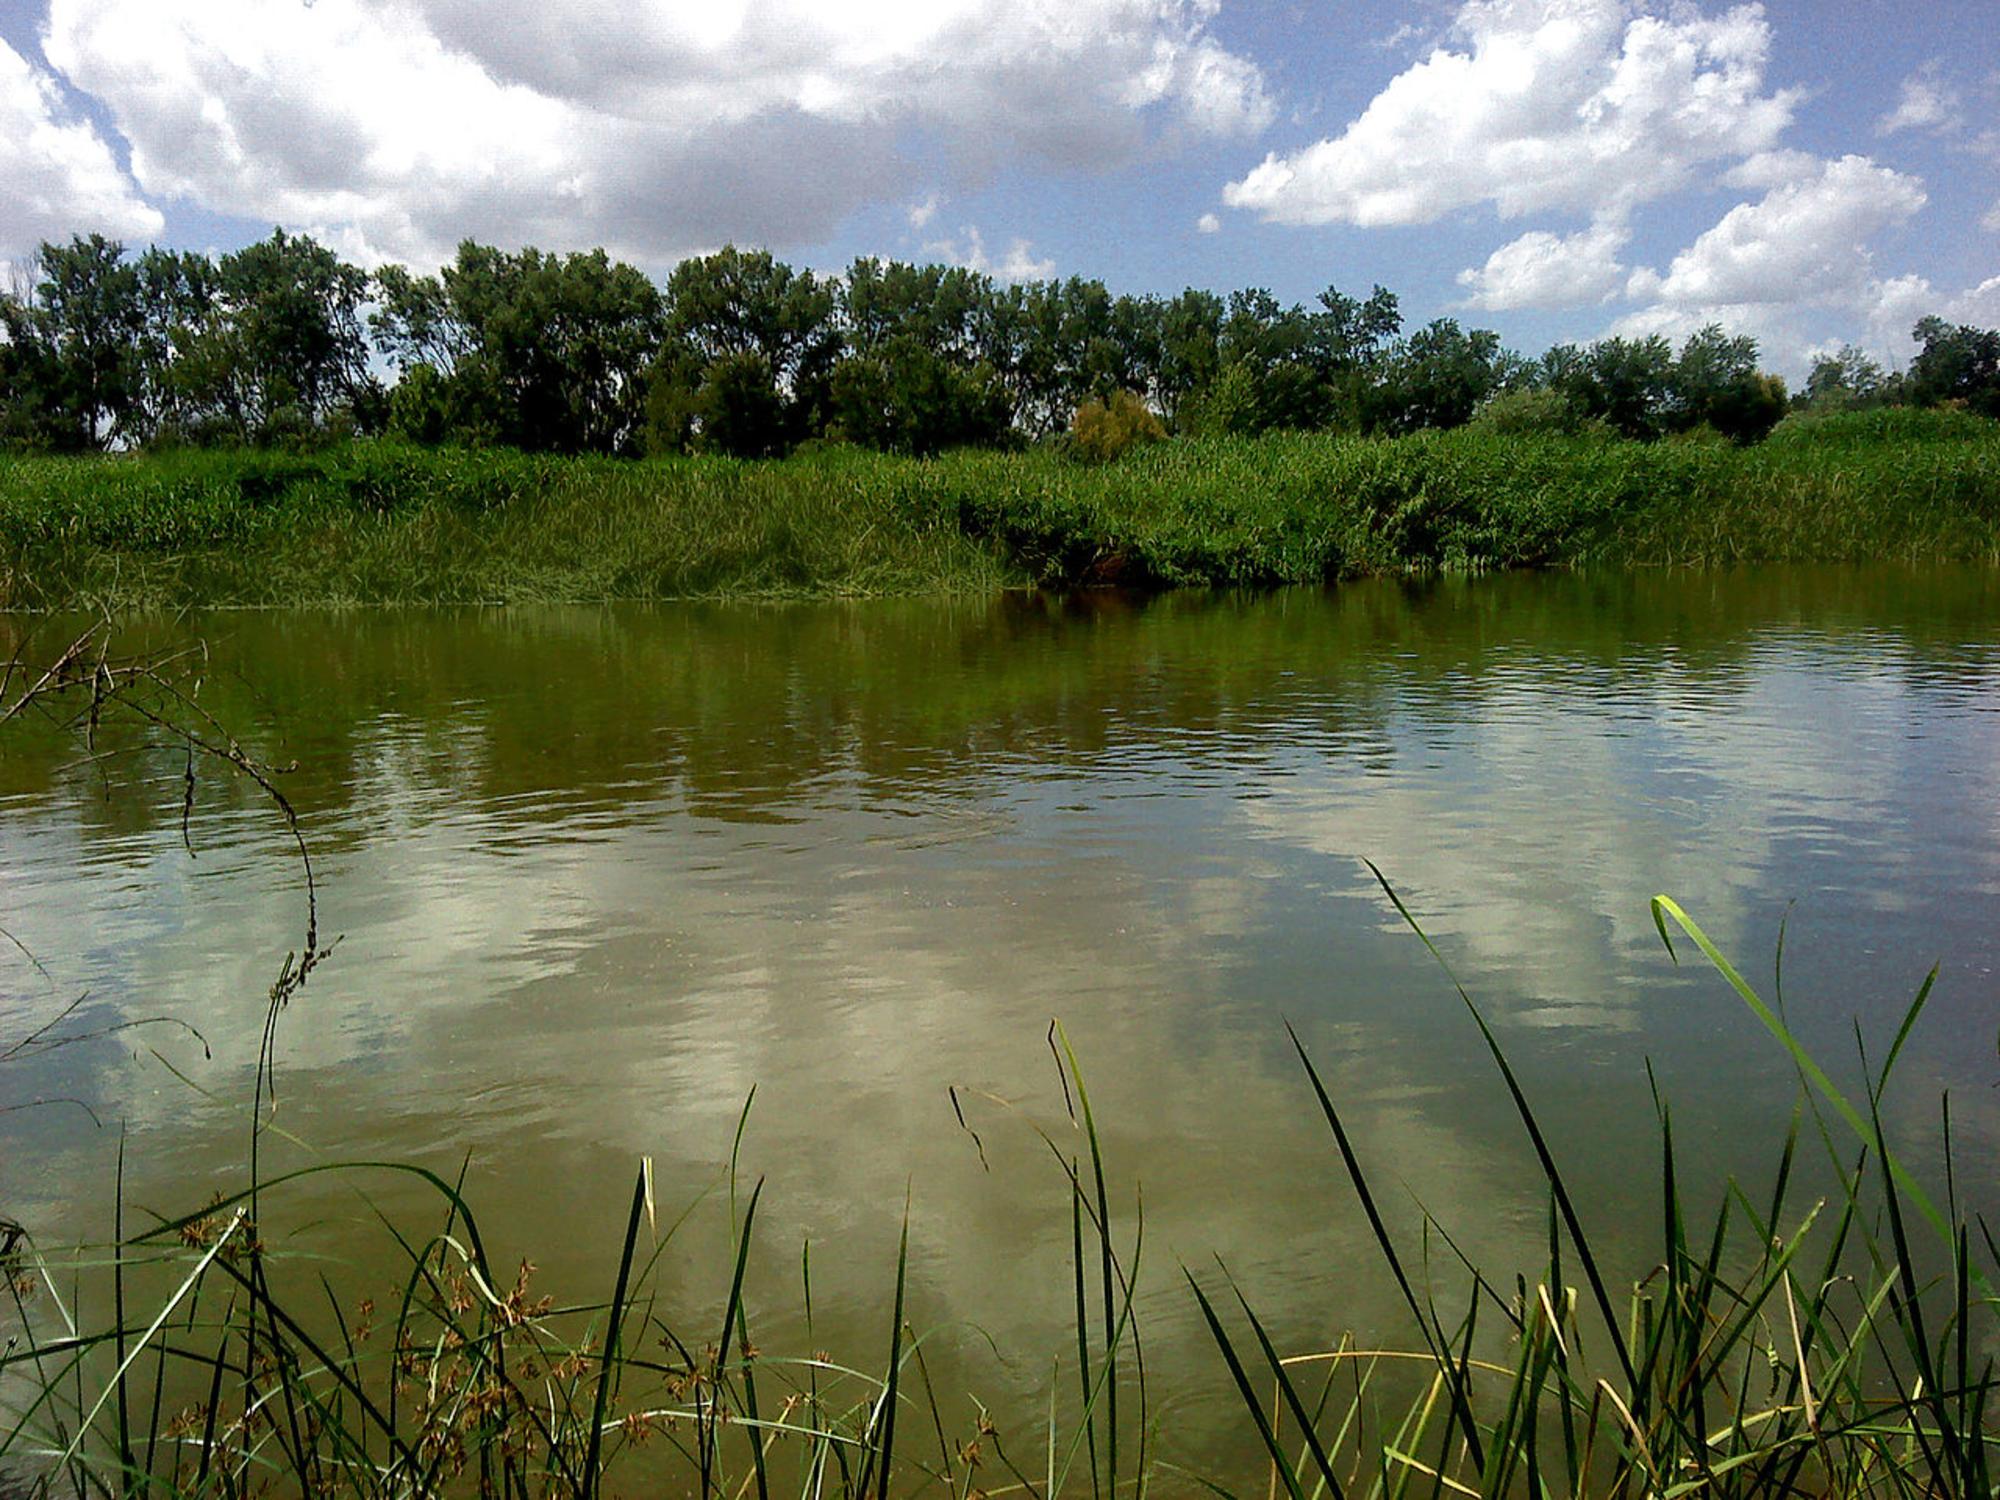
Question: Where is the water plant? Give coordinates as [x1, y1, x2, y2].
[3, 409, 1997, 610]
[1194, 870, 1999, 1499]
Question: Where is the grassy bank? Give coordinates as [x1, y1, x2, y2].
[2, 407, 1998, 610]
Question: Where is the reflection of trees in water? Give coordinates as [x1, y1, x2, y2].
[6, 566, 1995, 836]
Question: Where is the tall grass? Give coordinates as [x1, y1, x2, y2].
[7, 882, 1995, 1497]
[1195, 874, 1999, 1500]
[0, 444, 1021, 610]
[4, 409, 1997, 610]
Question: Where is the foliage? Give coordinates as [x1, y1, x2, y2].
[1068, 389, 1167, 463]
[826, 338, 1014, 455]
[5, 413, 1996, 609]
[372, 243, 662, 454]
[1372, 318, 1502, 434]
[1909, 316, 2000, 418]
[1465, 387, 1609, 438]
[5, 228, 1994, 464]
[1803, 344, 1892, 410]
[647, 247, 841, 456]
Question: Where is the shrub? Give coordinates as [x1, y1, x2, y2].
[1070, 389, 1167, 462]
[1465, 387, 1608, 438]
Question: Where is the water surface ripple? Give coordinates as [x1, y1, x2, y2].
[4, 565, 1999, 1471]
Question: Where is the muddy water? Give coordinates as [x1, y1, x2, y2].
[4, 566, 1999, 1480]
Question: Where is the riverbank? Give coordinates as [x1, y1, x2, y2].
[3, 407, 1996, 610]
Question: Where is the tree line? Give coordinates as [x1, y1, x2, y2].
[3, 229, 1996, 460]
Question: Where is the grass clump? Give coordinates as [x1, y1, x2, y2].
[0, 443, 1020, 610]
[1195, 875, 2000, 1499]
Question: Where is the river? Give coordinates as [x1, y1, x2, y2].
[4, 565, 1998, 1482]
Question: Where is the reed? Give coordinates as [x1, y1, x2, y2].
[1193, 872, 1999, 1500]
[3, 410, 1995, 611]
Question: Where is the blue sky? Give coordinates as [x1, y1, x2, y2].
[2, 0, 1994, 374]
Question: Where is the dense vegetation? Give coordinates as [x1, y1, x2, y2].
[3, 407, 1997, 610]
[5, 229, 1998, 466]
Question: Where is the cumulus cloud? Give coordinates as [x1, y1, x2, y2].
[1196, 211, 1221, 233]
[1222, 0, 1797, 228]
[1624, 155, 1924, 310]
[1609, 155, 1930, 369]
[922, 226, 1055, 281]
[40, 0, 1270, 267]
[1456, 220, 1629, 309]
[906, 194, 943, 230]
[1721, 148, 1819, 190]
[0, 35, 159, 258]
[1877, 62, 1959, 135]
[1863, 272, 2000, 355]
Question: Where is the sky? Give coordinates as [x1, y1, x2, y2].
[1, 0, 1995, 376]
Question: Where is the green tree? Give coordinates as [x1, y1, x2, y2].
[0, 287, 69, 452]
[1, 235, 145, 450]
[690, 351, 787, 458]
[657, 247, 839, 452]
[826, 336, 1013, 454]
[1199, 288, 1333, 433]
[1373, 319, 1502, 433]
[1909, 316, 2000, 417]
[1666, 325, 1785, 441]
[1553, 335, 1676, 439]
[210, 229, 373, 439]
[1803, 345, 1889, 409]
[128, 247, 223, 445]
[1155, 289, 1223, 429]
[373, 243, 662, 452]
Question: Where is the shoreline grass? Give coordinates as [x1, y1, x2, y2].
[3, 408, 1997, 612]
[6, 890, 1994, 1499]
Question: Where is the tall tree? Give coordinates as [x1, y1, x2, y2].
[218, 230, 373, 436]
[374, 242, 663, 452]
[653, 247, 839, 454]
[6, 235, 145, 450]
[1909, 316, 2000, 418]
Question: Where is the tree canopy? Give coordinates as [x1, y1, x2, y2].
[4, 229, 1991, 460]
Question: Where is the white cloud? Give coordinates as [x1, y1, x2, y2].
[40, 0, 1269, 267]
[1222, 0, 1797, 228]
[1982, 198, 2000, 235]
[1609, 155, 1931, 372]
[1372, 21, 1431, 53]
[1721, 148, 1819, 190]
[1624, 155, 1925, 308]
[907, 194, 943, 229]
[922, 226, 1055, 281]
[1877, 62, 1959, 135]
[0, 36, 160, 258]
[1456, 220, 1628, 309]
[1863, 273, 2000, 358]
[1196, 210, 1221, 233]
